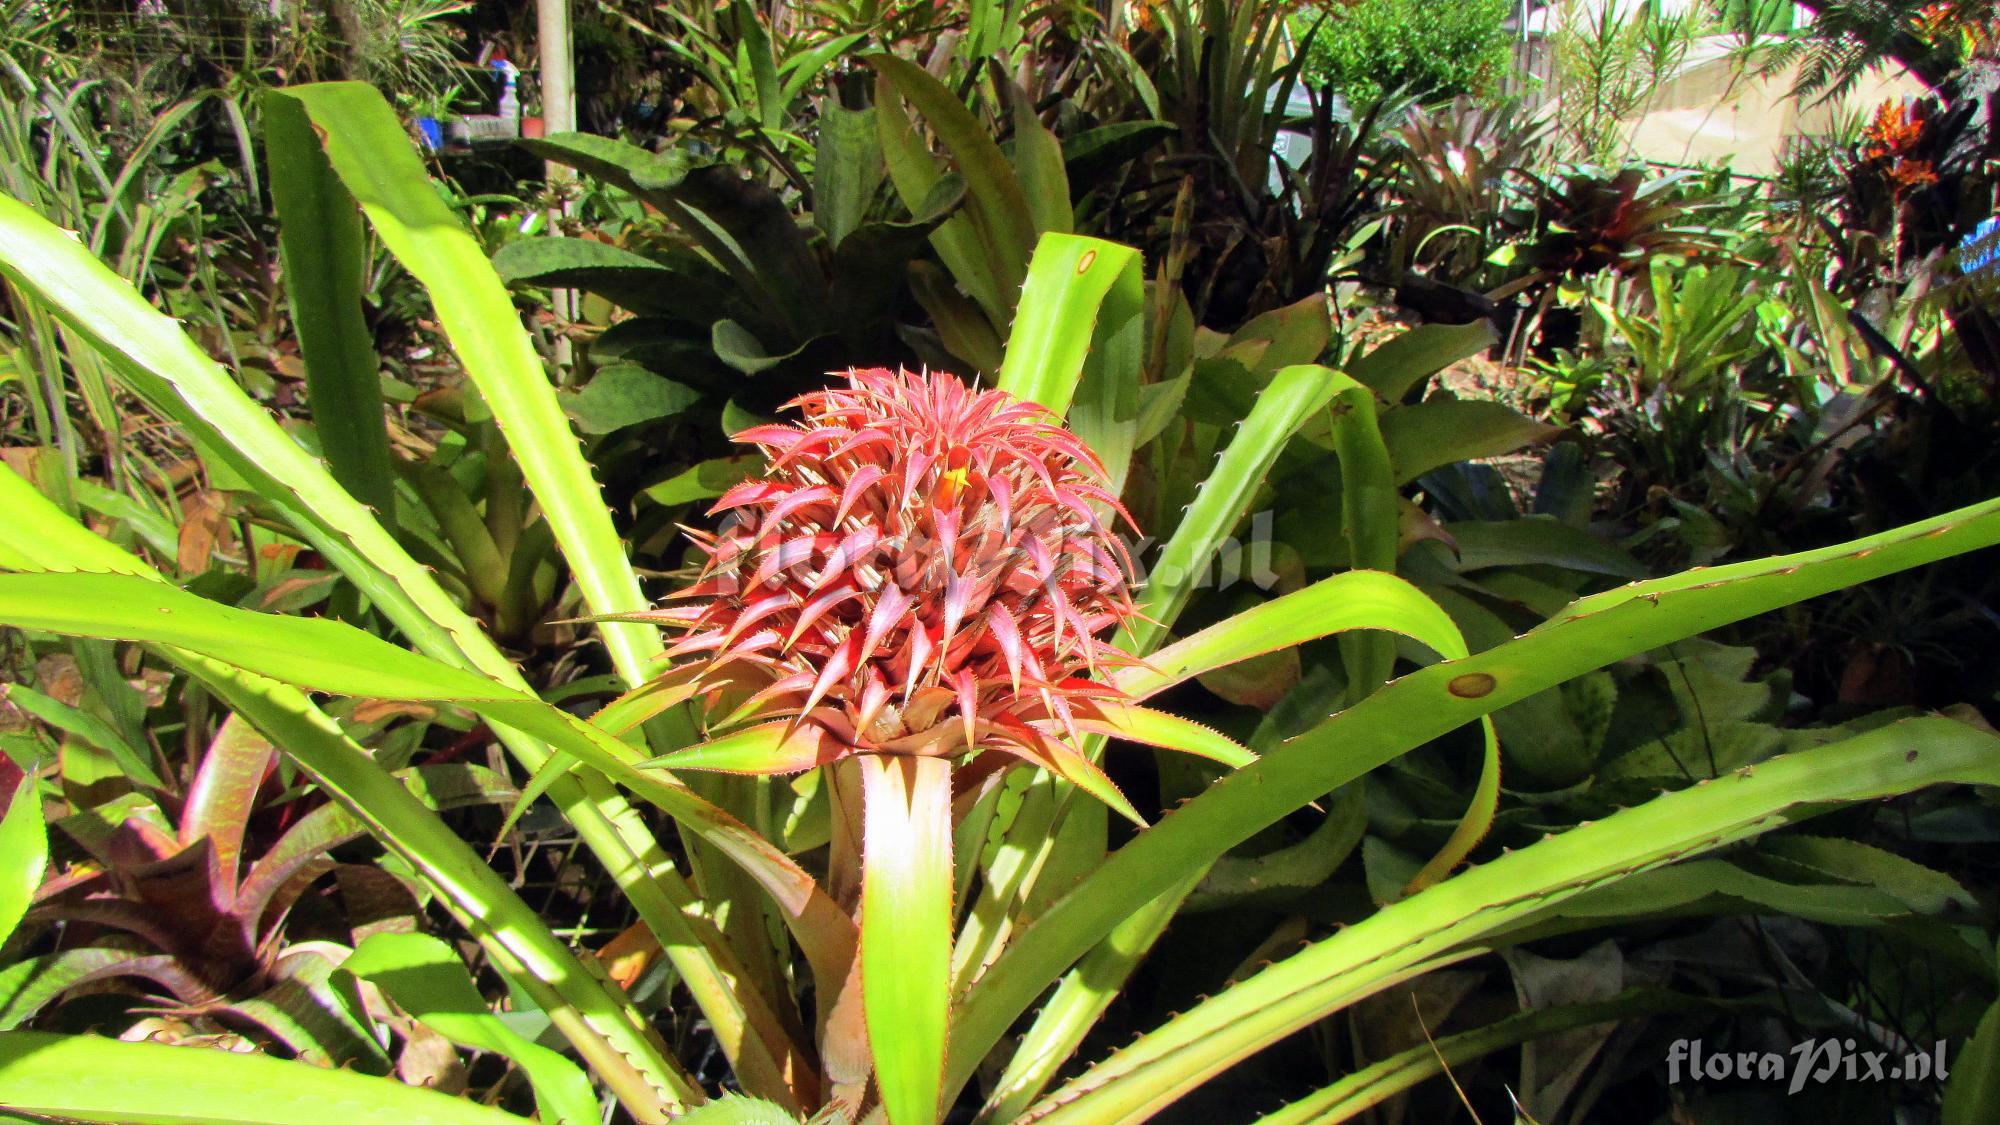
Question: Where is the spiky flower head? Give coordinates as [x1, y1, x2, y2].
[651, 368, 1143, 801]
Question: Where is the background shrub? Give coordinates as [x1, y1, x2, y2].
[1297, 0, 1515, 106]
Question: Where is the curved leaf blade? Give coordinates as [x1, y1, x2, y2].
[346, 932, 600, 1125]
[0, 771, 46, 946]
[861, 754, 953, 1125]
[0, 1029, 533, 1125]
[271, 82, 663, 687]
[947, 496, 2000, 1102]
[1029, 717, 2000, 1122]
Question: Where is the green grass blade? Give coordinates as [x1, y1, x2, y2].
[262, 90, 395, 516]
[0, 1029, 535, 1125]
[270, 82, 662, 686]
[1027, 717, 2000, 1122]
[861, 754, 954, 1125]
[946, 496, 2000, 1103]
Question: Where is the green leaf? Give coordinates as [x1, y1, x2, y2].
[345, 932, 600, 1125]
[861, 754, 953, 1125]
[711, 318, 815, 375]
[1118, 364, 1339, 656]
[1005, 82, 1072, 236]
[1077, 704, 1254, 768]
[1446, 518, 1647, 579]
[1188, 783, 1367, 910]
[263, 90, 395, 516]
[1322, 372, 1399, 703]
[0, 570, 856, 1035]
[1060, 122, 1175, 186]
[0, 772, 46, 946]
[0, 1029, 534, 1125]
[674, 1096, 801, 1125]
[1346, 320, 1497, 403]
[1382, 399, 1558, 485]
[520, 133, 826, 337]
[1114, 569, 1465, 702]
[562, 365, 702, 434]
[873, 89, 1002, 325]
[0, 156, 508, 682]
[1504, 858, 1923, 930]
[730, 0, 782, 131]
[1025, 717, 2000, 1121]
[1, 683, 161, 789]
[0, 949, 158, 1030]
[947, 495, 2000, 1103]
[1256, 989, 1695, 1125]
[1947, 954, 2000, 1125]
[644, 722, 836, 775]
[866, 54, 1037, 308]
[996, 234, 1145, 492]
[0, 275, 784, 1111]
[1760, 835, 1975, 914]
[492, 237, 695, 318]
[270, 83, 664, 687]
[0, 471, 709, 1113]
[813, 103, 883, 250]
[0, 574, 514, 703]
[643, 456, 760, 508]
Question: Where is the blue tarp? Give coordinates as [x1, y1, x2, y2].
[1961, 216, 2000, 279]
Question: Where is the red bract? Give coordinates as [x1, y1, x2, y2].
[650, 367, 1145, 813]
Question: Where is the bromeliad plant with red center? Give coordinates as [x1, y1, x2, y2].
[639, 366, 1157, 1123]
[650, 366, 1148, 817]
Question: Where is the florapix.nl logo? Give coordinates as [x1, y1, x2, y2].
[1666, 1037, 1950, 1095]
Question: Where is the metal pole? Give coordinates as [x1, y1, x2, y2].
[537, 0, 578, 365]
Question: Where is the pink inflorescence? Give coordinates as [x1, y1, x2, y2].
[658, 367, 1142, 768]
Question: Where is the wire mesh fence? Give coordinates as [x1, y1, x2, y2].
[59, 1, 305, 73]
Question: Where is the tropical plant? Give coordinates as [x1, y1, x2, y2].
[3, 77, 2000, 1125]
[1098, 0, 1396, 328]
[1549, 0, 1705, 162]
[2, 706, 517, 1062]
[1387, 95, 1550, 288]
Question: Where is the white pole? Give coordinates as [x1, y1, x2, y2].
[537, 0, 575, 138]
[537, 0, 579, 361]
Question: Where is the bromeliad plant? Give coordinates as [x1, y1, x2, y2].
[624, 367, 1190, 1123]
[2, 79, 2000, 1125]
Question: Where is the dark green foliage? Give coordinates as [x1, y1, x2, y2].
[1296, 0, 1514, 106]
